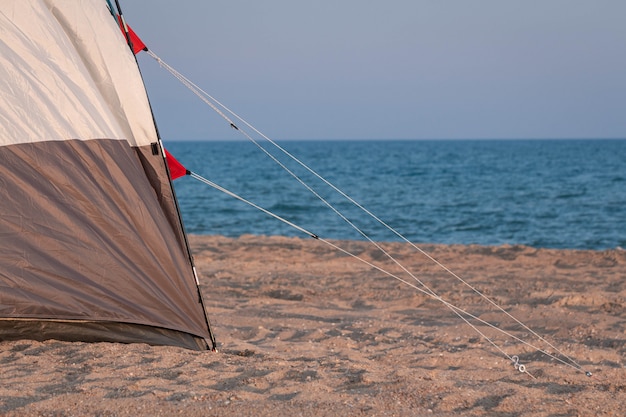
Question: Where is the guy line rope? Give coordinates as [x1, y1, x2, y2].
[146, 49, 593, 379]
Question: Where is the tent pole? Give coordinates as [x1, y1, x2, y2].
[115, 0, 217, 350]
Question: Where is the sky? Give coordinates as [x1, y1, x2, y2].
[121, 1, 626, 141]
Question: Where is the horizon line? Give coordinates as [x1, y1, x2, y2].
[162, 137, 626, 142]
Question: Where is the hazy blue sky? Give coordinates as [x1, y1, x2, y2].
[121, 1, 626, 141]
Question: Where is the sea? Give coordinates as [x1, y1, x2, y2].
[165, 139, 625, 250]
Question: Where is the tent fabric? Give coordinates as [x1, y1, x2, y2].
[0, 0, 214, 349]
[0, 0, 156, 146]
[0, 319, 207, 351]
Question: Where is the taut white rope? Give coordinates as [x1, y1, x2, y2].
[146, 49, 591, 378]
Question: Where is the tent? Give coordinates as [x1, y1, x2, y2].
[0, 0, 215, 350]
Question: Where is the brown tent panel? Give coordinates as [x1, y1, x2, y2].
[0, 1, 215, 350]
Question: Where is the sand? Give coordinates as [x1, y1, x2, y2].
[1, 235, 624, 416]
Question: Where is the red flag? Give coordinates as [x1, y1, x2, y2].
[165, 149, 189, 180]
[117, 16, 147, 54]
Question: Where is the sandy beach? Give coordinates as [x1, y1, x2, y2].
[1, 234, 624, 416]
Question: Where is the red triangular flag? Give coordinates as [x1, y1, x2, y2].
[165, 149, 189, 180]
[117, 16, 147, 54]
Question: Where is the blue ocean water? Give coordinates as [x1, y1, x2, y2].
[166, 139, 625, 250]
